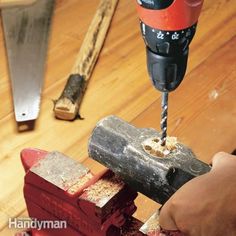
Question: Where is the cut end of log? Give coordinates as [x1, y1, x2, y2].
[142, 136, 178, 158]
[54, 97, 78, 121]
[53, 74, 86, 121]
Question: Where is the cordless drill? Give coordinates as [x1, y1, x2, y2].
[136, 0, 203, 145]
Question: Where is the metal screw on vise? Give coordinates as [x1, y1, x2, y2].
[160, 92, 168, 146]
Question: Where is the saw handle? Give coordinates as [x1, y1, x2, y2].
[0, 0, 36, 7]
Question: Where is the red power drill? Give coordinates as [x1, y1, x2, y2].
[136, 0, 203, 145]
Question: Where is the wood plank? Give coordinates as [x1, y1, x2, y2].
[0, 0, 235, 234]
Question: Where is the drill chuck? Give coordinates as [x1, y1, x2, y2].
[140, 21, 197, 92]
[147, 47, 188, 92]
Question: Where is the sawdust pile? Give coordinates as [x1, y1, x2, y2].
[142, 136, 177, 157]
[84, 175, 124, 203]
[140, 211, 163, 235]
[145, 216, 161, 233]
[68, 173, 93, 194]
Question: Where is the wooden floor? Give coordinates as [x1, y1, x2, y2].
[0, 0, 235, 235]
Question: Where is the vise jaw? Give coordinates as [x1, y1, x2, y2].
[20, 149, 174, 236]
[88, 115, 211, 204]
[21, 149, 137, 236]
[19, 146, 185, 235]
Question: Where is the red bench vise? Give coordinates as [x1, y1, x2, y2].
[21, 148, 139, 236]
[20, 148, 180, 236]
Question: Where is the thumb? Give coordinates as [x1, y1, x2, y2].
[211, 152, 235, 169]
[159, 201, 178, 231]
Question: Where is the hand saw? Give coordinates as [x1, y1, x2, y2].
[1, 0, 55, 122]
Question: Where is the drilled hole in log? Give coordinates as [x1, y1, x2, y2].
[153, 138, 160, 143]
[144, 145, 152, 151]
[142, 137, 178, 158]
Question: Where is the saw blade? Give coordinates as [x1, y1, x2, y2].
[2, 0, 54, 122]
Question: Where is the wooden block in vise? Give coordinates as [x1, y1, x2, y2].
[20, 149, 137, 236]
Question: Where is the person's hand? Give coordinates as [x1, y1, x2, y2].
[159, 152, 236, 236]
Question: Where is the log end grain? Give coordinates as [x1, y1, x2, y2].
[54, 74, 86, 121]
[54, 97, 79, 121]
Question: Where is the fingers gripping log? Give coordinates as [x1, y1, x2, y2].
[54, 0, 119, 120]
[88, 116, 211, 204]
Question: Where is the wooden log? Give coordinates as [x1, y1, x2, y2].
[54, 0, 119, 121]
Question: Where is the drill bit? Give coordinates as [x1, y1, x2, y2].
[160, 92, 168, 146]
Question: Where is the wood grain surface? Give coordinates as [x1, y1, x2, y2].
[0, 0, 36, 7]
[0, 0, 235, 235]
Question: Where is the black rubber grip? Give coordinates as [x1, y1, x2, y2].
[146, 48, 188, 92]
